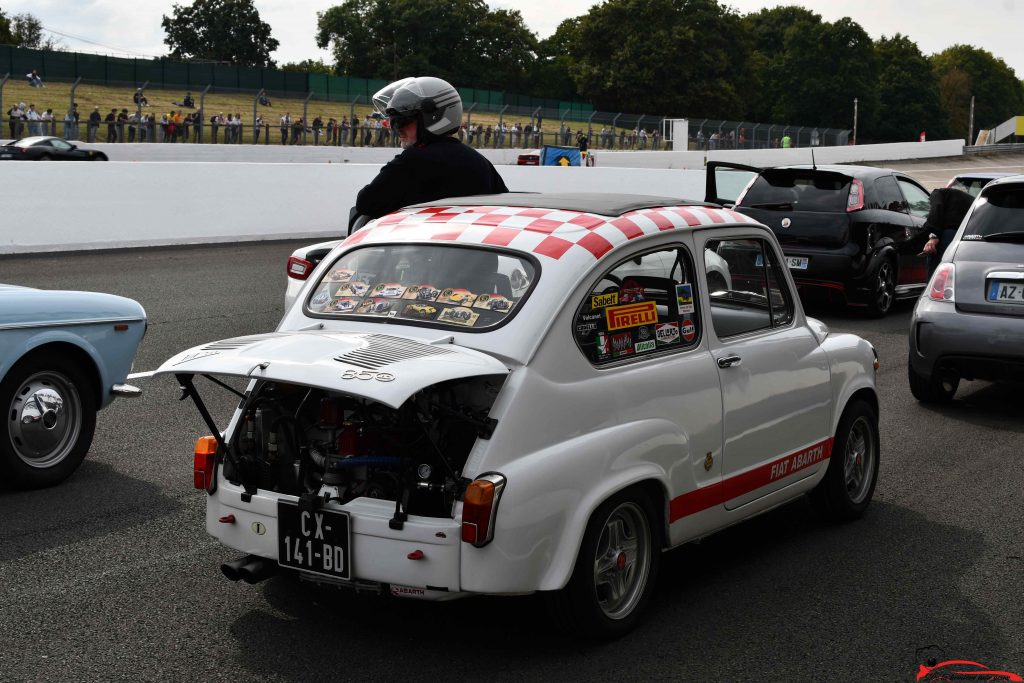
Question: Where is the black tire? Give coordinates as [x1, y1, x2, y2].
[37, 154, 52, 161]
[908, 361, 959, 403]
[864, 258, 896, 318]
[545, 487, 661, 640]
[92, 153, 108, 161]
[0, 354, 97, 489]
[810, 400, 880, 522]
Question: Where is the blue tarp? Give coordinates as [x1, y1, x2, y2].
[541, 145, 582, 166]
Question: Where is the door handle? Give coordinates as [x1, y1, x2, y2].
[717, 355, 742, 368]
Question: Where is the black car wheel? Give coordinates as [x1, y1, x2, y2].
[92, 153, 108, 161]
[0, 355, 97, 489]
[810, 400, 879, 521]
[546, 487, 661, 640]
[908, 360, 959, 403]
[37, 154, 52, 161]
[865, 259, 895, 317]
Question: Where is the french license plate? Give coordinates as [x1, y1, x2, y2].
[987, 281, 1024, 303]
[785, 256, 809, 270]
[277, 501, 351, 580]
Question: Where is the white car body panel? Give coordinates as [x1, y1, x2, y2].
[156, 330, 508, 409]
[169, 196, 877, 602]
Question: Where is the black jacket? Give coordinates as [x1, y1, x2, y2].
[925, 187, 974, 233]
[355, 137, 509, 219]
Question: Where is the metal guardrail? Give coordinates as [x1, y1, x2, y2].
[965, 143, 1024, 154]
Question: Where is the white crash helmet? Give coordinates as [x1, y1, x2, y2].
[372, 76, 463, 137]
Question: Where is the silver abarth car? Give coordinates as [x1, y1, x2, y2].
[909, 175, 1024, 401]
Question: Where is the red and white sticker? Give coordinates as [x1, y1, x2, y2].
[656, 322, 680, 345]
[681, 319, 696, 342]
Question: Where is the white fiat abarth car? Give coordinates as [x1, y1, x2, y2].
[157, 193, 880, 639]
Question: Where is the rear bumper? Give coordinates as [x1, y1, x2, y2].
[207, 478, 466, 600]
[910, 298, 1024, 382]
[780, 245, 865, 303]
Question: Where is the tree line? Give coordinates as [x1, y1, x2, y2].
[6, 0, 1022, 141]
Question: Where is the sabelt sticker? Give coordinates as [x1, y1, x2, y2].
[596, 332, 610, 357]
[356, 297, 395, 315]
[403, 284, 441, 302]
[473, 293, 513, 313]
[656, 322, 680, 345]
[336, 280, 371, 297]
[606, 301, 658, 331]
[372, 282, 408, 298]
[437, 306, 480, 326]
[437, 288, 478, 306]
[401, 303, 438, 320]
[675, 283, 695, 314]
[591, 292, 619, 309]
[326, 297, 360, 313]
[323, 268, 355, 283]
[610, 332, 633, 357]
[634, 340, 656, 353]
[681, 318, 696, 342]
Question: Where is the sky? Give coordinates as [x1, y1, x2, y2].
[4, 0, 1024, 76]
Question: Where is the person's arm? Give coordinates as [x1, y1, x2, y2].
[922, 190, 944, 255]
[355, 151, 418, 219]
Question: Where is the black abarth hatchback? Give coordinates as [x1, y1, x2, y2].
[706, 162, 932, 316]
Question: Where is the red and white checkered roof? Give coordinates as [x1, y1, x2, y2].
[341, 204, 750, 262]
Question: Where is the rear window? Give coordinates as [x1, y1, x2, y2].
[306, 244, 537, 330]
[739, 170, 852, 212]
[963, 187, 1024, 239]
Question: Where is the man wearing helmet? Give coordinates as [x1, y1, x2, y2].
[354, 77, 508, 221]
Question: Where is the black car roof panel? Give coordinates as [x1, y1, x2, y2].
[410, 192, 717, 216]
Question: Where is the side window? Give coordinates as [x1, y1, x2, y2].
[573, 246, 701, 365]
[897, 178, 931, 218]
[705, 238, 795, 337]
[873, 176, 907, 212]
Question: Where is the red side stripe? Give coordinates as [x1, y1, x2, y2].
[669, 438, 833, 523]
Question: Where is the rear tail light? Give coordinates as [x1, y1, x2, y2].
[461, 473, 506, 547]
[194, 435, 218, 490]
[287, 256, 314, 281]
[846, 179, 865, 212]
[929, 263, 956, 302]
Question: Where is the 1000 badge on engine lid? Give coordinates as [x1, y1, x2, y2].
[277, 501, 352, 580]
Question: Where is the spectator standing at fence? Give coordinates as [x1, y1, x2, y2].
[325, 117, 334, 146]
[254, 115, 264, 144]
[7, 103, 21, 139]
[781, 132, 792, 148]
[233, 113, 243, 143]
[280, 113, 291, 145]
[339, 116, 349, 146]
[738, 127, 745, 149]
[362, 115, 372, 146]
[652, 129, 661, 150]
[25, 104, 40, 136]
[87, 107, 100, 142]
[180, 111, 190, 142]
[291, 117, 304, 145]
[191, 113, 200, 142]
[126, 111, 138, 142]
[63, 109, 75, 140]
[312, 115, 323, 145]
[26, 69, 43, 88]
[42, 108, 55, 136]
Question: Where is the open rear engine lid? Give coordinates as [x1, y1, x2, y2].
[156, 331, 509, 408]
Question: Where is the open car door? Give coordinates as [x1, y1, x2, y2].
[705, 161, 764, 207]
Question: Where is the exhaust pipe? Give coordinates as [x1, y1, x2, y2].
[221, 555, 253, 582]
[237, 556, 277, 584]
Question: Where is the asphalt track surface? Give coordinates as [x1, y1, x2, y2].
[2, 222, 1023, 680]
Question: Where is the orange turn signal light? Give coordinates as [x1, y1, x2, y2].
[193, 435, 219, 490]
[461, 474, 506, 547]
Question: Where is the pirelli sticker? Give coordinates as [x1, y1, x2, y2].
[591, 292, 619, 309]
[606, 301, 658, 331]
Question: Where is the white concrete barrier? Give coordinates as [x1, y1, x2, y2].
[0, 163, 706, 254]
[91, 139, 965, 169]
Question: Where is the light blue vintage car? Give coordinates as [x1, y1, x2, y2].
[0, 285, 147, 489]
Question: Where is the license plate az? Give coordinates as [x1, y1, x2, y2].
[988, 281, 1024, 303]
[786, 256, 809, 270]
[277, 501, 351, 580]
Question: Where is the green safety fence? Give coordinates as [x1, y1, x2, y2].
[0, 44, 594, 114]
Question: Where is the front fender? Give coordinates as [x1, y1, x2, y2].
[820, 333, 878, 433]
[460, 418, 686, 594]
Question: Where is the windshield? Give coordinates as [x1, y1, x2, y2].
[963, 187, 1024, 239]
[739, 170, 852, 212]
[306, 244, 537, 330]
